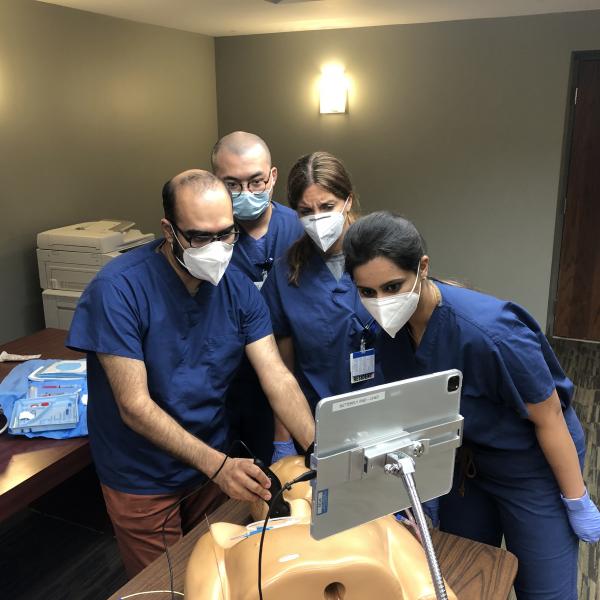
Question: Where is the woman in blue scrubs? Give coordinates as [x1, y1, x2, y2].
[261, 152, 384, 450]
[342, 211, 600, 600]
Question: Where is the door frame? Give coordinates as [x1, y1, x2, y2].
[546, 50, 600, 341]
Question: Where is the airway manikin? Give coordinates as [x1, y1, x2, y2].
[360, 264, 422, 338]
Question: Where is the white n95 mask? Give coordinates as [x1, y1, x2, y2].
[360, 267, 422, 338]
[177, 241, 233, 286]
[300, 198, 349, 252]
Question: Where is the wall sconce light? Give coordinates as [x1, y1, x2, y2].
[319, 64, 348, 114]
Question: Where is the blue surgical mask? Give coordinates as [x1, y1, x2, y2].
[233, 190, 271, 221]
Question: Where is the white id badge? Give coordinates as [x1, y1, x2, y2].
[350, 348, 375, 384]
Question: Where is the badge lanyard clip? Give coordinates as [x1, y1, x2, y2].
[254, 257, 274, 290]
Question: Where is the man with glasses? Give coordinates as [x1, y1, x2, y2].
[211, 132, 304, 467]
[211, 131, 303, 289]
[66, 170, 314, 577]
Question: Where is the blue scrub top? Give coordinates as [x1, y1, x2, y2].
[231, 201, 303, 285]
[66, 239, 272, 494]
[379, 281, 579, 451]
[261, 249, 384, 410]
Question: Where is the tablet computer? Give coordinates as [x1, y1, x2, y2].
[310, 369, 463, 540]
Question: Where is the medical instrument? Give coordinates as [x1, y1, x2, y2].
[185, 455, 458, 600]
[257, 468, 317, 600]
[253, 458, 291, 518]
[9, 393, 80, 434]
[158, 439, 257, 600]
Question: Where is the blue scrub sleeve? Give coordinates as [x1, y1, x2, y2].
[241, 282, 274, 345]
[260, 261, 292, 337]
[492, 308, 556, 417]
[66, 276, 144, 360]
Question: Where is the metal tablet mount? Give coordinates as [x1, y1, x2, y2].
[309, 370, 464, 600]
[385, 449, 449, 600]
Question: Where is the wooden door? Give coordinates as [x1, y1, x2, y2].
[553, 58, 600, 341]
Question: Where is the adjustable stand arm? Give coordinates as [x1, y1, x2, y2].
[385, 452, 448, 600]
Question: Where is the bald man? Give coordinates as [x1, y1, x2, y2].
[212, 132, 304, 465]
[211, 132, 303, 287]
[67, 170, 314, 577]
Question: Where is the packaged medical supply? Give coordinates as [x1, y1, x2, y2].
[9, 392, 80, 434]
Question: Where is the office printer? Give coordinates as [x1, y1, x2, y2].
[37, 220, 154, 329]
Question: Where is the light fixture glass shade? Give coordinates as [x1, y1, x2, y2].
[319, 66, 348, 114]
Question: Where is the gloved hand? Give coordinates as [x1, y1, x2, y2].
[422, 498, 440, 528]
[562, 488, 600, 543]
[272, 439, 297, 464]
[394, 511, 409, 524]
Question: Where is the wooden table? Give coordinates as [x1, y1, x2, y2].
[0, 328, 91, 521]
[109, 500, 518, 600]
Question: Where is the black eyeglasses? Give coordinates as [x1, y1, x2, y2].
[223, 170, 272, 198]
[171, 222, 239, 249]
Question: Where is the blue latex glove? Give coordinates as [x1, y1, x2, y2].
[422, 498, 440, 528]
[272, 439, 297, 464]
[562, 488, 600, 543]
[394, 511, 409, 524]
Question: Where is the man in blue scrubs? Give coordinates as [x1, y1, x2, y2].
[212, 132, 303, 465]
[67, 170, 314, 577]
[211, 131, 303, 288]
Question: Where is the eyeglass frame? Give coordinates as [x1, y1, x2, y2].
[170, 222, 239, 249]
[222, 168, 274, 198]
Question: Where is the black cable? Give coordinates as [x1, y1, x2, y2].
[158, 439, 257, 600]
[257, 470, 317, 600]
[236, 439, 259, 461]
[160, 453, 229, 600]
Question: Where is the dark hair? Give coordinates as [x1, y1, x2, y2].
[162, 171, 228, 224]
[286, 151, 359, 285]
[343, 211, 427, 277]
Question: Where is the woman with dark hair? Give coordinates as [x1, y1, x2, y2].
[343, 210, 600, 600]
[261, 152, 384, 460]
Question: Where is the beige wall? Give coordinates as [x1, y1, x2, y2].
[2, 6, 599, 342]
[215, 11, 600, 329]
[0, 0, 218, 342]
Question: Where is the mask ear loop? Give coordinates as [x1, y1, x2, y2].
[409, 262, 422, 295]
[169, 224, 192, 273]
[169, 224, 186, 251]
[340, 195, 351, 226]
[265, 168, 275, 196]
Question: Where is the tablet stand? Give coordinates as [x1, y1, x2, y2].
[385, 451, 448, 600]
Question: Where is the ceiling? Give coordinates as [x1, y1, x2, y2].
[37, 0, 600, 37]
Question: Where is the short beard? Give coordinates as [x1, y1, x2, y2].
[170, 236, 193, 277]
